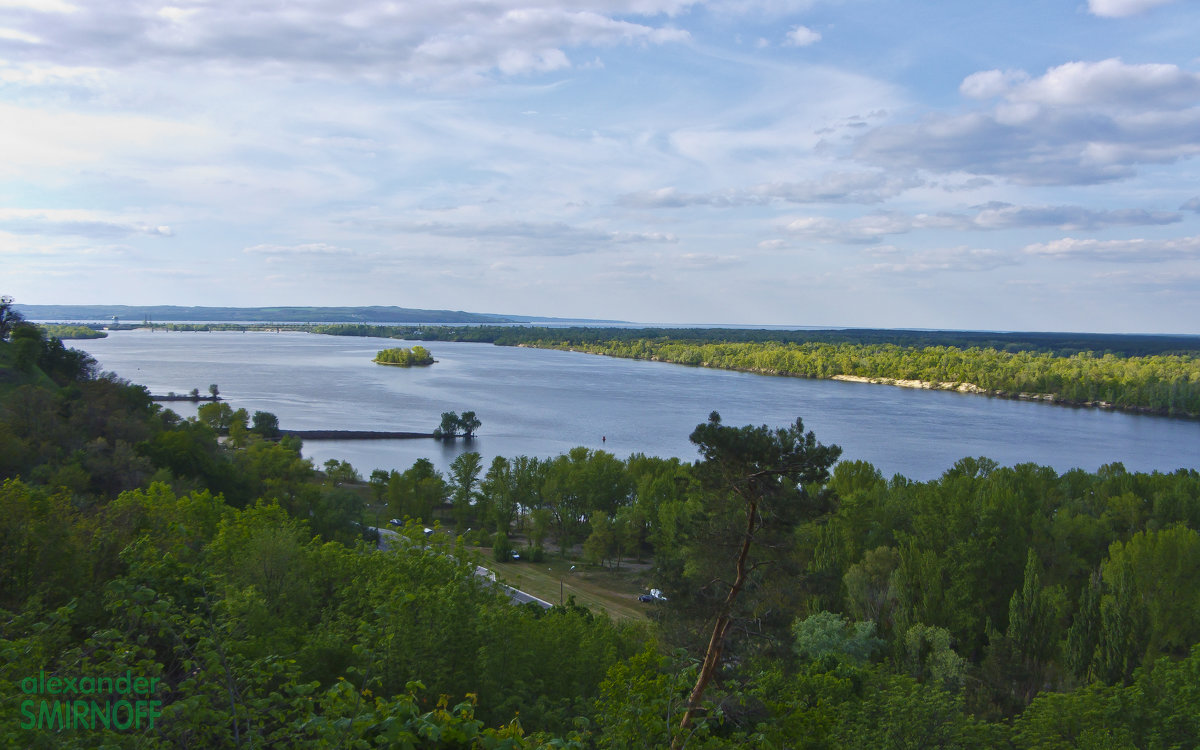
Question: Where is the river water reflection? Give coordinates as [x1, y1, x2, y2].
[74, 330, 1198, 481]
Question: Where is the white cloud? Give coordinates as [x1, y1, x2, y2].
[966, 202, 1180, 230]
[959, 69, 1028, 99]
[618, 171, 921, 207]
[752, 172, 919, 203]
[156, 6, 198, 23]
[0, 26, 40, 43]
[784, 212, 913, 243]
[1090, 269, 1200, 295]
[0, 102, 216, 175]
[1182, 197, 1200, 213]
[1088, 0, 1178, 18]
[0, 209, 172, 238]
[860, 246, 1017, 275]
[785, 25, 820, 47]
[708, 0, 820, 16]
[779, 203, 1181, 243]
[1008, 59, 1200, 109]
[494, 48, 571, 75]
[612, 230, 678, 243]
[243, 243, 355, 257]
[0, 0, 77, 12]
[389, 219, 677, 256]
[0, 60, 104, 85]
[0, 1, 693, 83]
[1023, 234, 1200, 262]
[639, 251, 741, 270]
[858, 59, 1200, 185]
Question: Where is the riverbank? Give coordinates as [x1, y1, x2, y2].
[827, 374, 1192, 416]
[690, 362, 1195, 418]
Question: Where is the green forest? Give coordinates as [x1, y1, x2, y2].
[307, 325, 1200, 418]
[3, 303, 1200, 748]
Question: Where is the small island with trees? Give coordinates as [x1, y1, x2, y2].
[373, 345, 434, 367]
[434, 410, 481, 440]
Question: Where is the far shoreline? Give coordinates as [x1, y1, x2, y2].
[822, 374, 1193, 419]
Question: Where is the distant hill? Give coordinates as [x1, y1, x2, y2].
[15, 305, 626, 325]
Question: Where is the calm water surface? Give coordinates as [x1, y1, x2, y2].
[75, 330, 1199, 481]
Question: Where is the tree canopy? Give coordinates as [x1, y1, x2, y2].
[373, 345, 434, 367]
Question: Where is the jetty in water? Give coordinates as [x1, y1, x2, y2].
[280, 429, 436, 440]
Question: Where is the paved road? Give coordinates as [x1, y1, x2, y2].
[369, 526, 552, 609]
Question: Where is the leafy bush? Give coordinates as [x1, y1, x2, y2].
[493, 530, 513, 562]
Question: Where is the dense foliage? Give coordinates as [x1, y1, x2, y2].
[37, 324, 107, 340]
[434, 410, 482, 440]
[374, 345, 435, 367]
[532, 338, 1200, 417]
[3, 312, 1199, 747]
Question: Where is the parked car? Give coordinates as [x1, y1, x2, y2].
[389, 518, 402, 526]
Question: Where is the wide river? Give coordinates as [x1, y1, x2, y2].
[74, 330, 1198, 481]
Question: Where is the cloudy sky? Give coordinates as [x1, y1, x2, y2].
[2, 0, 1199, 331]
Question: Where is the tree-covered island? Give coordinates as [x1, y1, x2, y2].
[373, 344, 434, 367]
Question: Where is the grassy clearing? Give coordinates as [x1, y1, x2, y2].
[488, 555, 652, 622]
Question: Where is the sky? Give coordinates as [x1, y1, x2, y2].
[1, 0, 1199, 332]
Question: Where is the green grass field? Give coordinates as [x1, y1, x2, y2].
[487, 555, 653, 622]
